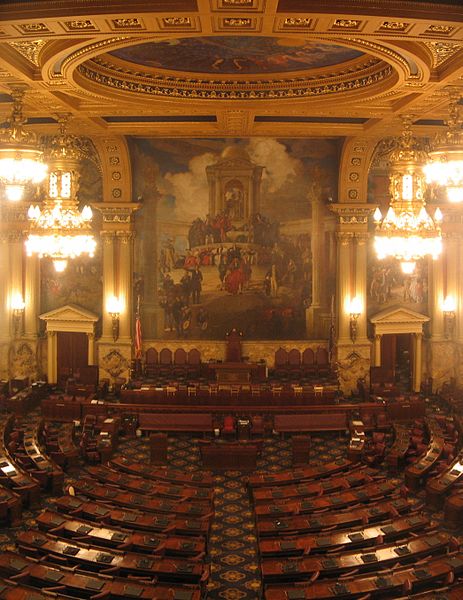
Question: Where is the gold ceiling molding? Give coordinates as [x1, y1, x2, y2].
[8, 39, 47, 66]
[347, 38, 418, 79]
[58, 36, 131, 78]
[74, 52, 394, 102]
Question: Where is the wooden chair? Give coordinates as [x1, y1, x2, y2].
[288, 349, 301, 368]
[174, 348, 187, 365]
[159, 348, 172, 365]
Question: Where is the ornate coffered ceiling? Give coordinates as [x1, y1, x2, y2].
[0, 0, 462, 140]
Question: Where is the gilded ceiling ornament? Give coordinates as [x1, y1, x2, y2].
[112, 18, 142, 29]
[283, 17, 311, 28]
[379, 21, 408, 31]
[425, 24, 454, 35]
[8, 39, 47, 66]
[18, 22, 49, 34]
[333, 19, 361, 29]
[223, 17, 252, 27]
[424, 41, 462, 67]
[221, 0, 254, 5]
[162, 17, 191, 27]
[64, 19, 96, 30]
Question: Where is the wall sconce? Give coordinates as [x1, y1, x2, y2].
[106, 296, 122, 342]
[346, 296, 362, 344]
[11, 294, 25, 337]
[442, 295, 456, 339]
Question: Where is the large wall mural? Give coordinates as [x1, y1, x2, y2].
[130, 137, 340, 340]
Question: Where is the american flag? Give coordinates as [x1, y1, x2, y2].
[134, 295, 142, 359]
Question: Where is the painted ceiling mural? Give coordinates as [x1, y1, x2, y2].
[130, 137, 340, 341]
[110, 37, 364, 75]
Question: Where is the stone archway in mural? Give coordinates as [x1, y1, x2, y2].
[39, 304, 99, 384]
[370, 306, 429, 393]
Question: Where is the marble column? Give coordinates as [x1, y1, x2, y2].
[337, 232, 354, 344]
[47, 330, 57, 384]
[24, 254, 39, 338]
[355, 234, 369, 342]
[117, 231, 133, 340]
[9, 234, 23, 339]
[311, 197, 323, 310]
[101, 231, 116, 340]
[374, 334, 382, 367]
[0, 235, 10, 345]
[413, 332, 423, 393]
[430, 255, 445, 341]
[87, 332, 95, 365]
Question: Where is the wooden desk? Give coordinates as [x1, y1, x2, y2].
[255, 480, 400, 519]
[111, 457, 214, 487]
[17, 530, 204, 584]
[84, 465, 213, 502]
[405, 417, 445, 491]
[256, 497, 418, 538]
[53, 495, 211, 538]
[69, 479, 212, 517]
[426, 453, 463, 509]
[37, 509, 205, 558]
[249, 458, 353, 488]
[264, 552, 463, 599]
[384, 423, 410, 470]
[252, 467, 374, 504]
[199, 440, 261, 471]
[261, 531, 451, 583]
[259, 513, 430, 558]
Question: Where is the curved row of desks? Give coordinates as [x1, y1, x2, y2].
[405, 416, 445, 491]
[0, 551, 202, 599]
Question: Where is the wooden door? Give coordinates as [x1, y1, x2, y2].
[57, 332, 88, 384]
[380, 334, 396, 380]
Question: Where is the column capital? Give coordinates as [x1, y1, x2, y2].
[329, 203, 375, 225]
[94, 202, 141, 225]
[116, 231, 134, 243]
[336, 231, 355, 245]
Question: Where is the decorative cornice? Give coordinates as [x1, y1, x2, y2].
[330, 203, 375, 224]
[94, 203, 140, 223]
[77, 59, 393, 101]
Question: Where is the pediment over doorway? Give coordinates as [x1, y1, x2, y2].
[370, 305, 429, 335]
[39, 304, 99, 334]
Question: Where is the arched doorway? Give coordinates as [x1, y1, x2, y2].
[370, 307, 429, 393]
[40, 304, 99, 385]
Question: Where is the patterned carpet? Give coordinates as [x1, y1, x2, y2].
[6, 410, 457, 599]
[113, 431, 347, 600]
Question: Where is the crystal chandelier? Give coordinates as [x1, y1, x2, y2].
[0, 86, 48, 201]
[373, 116, 443, 275]
[25, 115, 96, 273]
[424, 92, 463, 203]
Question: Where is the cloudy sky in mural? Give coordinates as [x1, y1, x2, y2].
[130, 137, 339, 222]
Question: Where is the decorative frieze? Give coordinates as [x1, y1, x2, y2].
[78, 60, 393, 101]
[282, 17, 312, 28]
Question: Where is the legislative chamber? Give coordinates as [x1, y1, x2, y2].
[2, 0, 463, 598]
